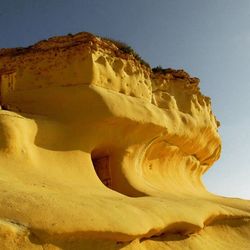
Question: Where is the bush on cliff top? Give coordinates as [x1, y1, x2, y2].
[152, 65, 164, 73]
[101, 37, 150, 68]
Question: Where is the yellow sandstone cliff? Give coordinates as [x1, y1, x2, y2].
[0, 32, 249, 250]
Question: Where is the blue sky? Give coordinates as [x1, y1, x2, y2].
[0, 0, 249, 199]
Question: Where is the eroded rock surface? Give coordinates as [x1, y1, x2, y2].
[0, 32, 249, 250]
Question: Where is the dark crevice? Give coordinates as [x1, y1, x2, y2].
[92, 155, 112, 188]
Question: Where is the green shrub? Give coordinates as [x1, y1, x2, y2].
[152, 65, 164, 73]
[101, 37, 150, 68]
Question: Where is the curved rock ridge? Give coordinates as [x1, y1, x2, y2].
[0, 32, 249, 249]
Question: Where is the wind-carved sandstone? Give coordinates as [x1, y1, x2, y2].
[0, 32, 249, 250]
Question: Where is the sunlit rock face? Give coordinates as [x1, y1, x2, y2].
[0, 32, 249, 250]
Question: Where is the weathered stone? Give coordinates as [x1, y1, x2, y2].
[0, 32, 249, 250]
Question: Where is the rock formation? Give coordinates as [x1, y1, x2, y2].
[0, 32, 249, 249]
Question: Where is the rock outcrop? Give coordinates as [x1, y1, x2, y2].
[0, 32, 249, 250]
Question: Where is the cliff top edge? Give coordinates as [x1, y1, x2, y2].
[0, 32, 199, 84]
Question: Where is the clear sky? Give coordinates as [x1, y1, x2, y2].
[0, 0, 249, 199]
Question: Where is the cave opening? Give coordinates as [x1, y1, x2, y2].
[92, 154, 112, 188]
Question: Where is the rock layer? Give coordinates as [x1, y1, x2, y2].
[0, 32, 249, 249]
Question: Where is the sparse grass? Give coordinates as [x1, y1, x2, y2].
[152, 65, 164, 73]
[101, 37, 150, 68]
[152, 66, 173, 74]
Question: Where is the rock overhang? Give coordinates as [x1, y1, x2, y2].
[1, 32, 246, 250]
